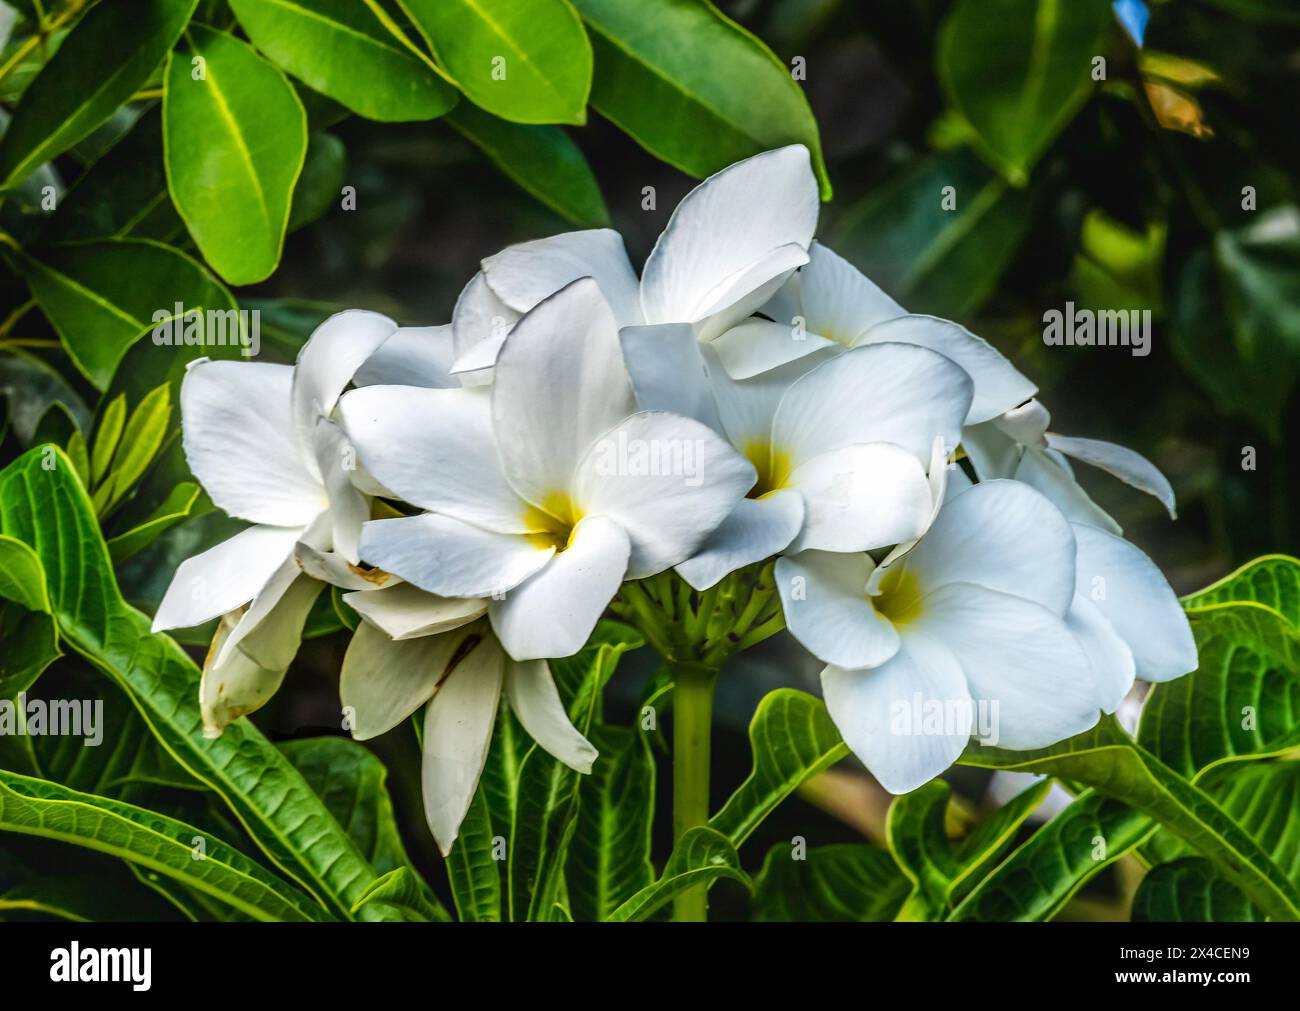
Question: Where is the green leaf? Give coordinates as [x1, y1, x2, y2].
[0, 534, 59, 700]
[446, 787, 503, 922]
[886, 780, 959, 920]
[570, 0, 831, 199]
[828, 146, 1038, 319]
[106, 481, 202, 565]
[42, 106, 183, 244]
[752, 842, 909, 922]
[0, 0, 198, 189]
[937, 0, 1110, 184]
[278, 735, 449, 920]
[287, 131, 347, 232]
[164, 26, 308, 285]
[1131, 857, 1263, 922]
[710, 688, 848, 848]
[0, 447, 387, 920]
[949, 778, 1053, 904]
[0, 353, 92, 446]
[94, 383, 171, 517]
[90, 395, 127, 487]
[14, 238, 237, 389]
[948, 790, 1156, 921]
[1181, 555, 1300, 624]
[446, 102, 608, 226]
[607, 826, 749, 922]
[1138, 603, 1300, 778]
[565, 722, 655, 921]
[960, 719, 1300, 920]
[228, 0, 458, 122]
[0, 770, 324, 922]
[0, 531, 50, 615]
[351, 867, 448, 922]
[401, 0, 591, 125]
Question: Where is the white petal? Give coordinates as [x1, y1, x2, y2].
[341, 621, 464, 739]
[641, 145, 818, 324]
[960, 419, 1022, 481]
[1046, 433, 1177, 519]
[200, 568, 323, 736]
[705, 344, 833, 450]
[777, 551, 900, 669]
[709, 318, 837, 380]
[786, 442, 933, 553]
[354, 325, 458, 389]
[1071, 523, 1196, 683]
[481, 228, 642, 326]
[489, 516, 630, 661]
[799, 241, 905, 343]
[341, 385, 528, 532]
[573, 412, 755, 578]
[772, 342, 972, 466]
[292, 309, 398, 454]
[821, 633, 971, 794]
[858, 315, 1036, 424]
[492, 278, 637, 503]
[505, 657, 597, 773]
[450, 271, 519, 384]
[422, 633, 506, 856]
[689, 242, 808, 340]
[1015, 447, 1122, 534]
[993, 398, 1050, 446]
[359, 513, 553, 598]
[152, 524, 304, 631]
[903, 479, 1078, 616]
[675, 491, 803, 591]
[877, 435, 953, 569]
[619, 323, 720, 428]
[1066, 593, 1137, 713]
[312, 418, 369, 564]
[181, 361, 325, 526]
[344, 582, 486, 640]
[294, 542, 396, 591]
[917, 583, 1100, 751]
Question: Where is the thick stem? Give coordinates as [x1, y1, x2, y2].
[671, 662, 717, 922]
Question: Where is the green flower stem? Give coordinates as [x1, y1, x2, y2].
[671, 661, 718, 922]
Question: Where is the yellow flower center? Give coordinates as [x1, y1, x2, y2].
[742, 441, 793, 499]
[522, 492, 582, 552]
[871, 566, 925, 627]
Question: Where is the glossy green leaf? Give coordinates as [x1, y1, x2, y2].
[90, 395, 126, 487]
[0, 770, 323, 922]
[94, 383, 171, 517]
[960, 719, 1300, 920]
[288, 131, 347, 232]
[229, 0, 458, 122]
[14, 238, 237, 389]
[886, 780, 958, 920]
[828, 146, 1038, 318]
[0, 533, 58, 701]
[0, 353, 93, 445]
[937, 0, 1110, 184]
[446, 102, 608, 226]
[106, 481, 202, 565]
[0, 0, 197, 189]
[164, 26, 308, 285]
[565, 722, 655, 921]
[710, 688, 848, 848]
[401, 0, 591, 125]
[446, 787, 503, 923]
[351, 867, 448, 922]
[1180, 555, 1300, 624]
[0, 447, 386, 920]
[752, 842, 909, 922]
[949, 778, 1053, 904]
[0, 873, 180, 922]
[948, 790, 1155, 921]
[607, 826, 749, 922]
[570, 0, 831, 198]
[1138, 603, 1300, 778]
[1131, 857, 1262, 922]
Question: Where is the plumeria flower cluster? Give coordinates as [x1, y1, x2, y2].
[154, 144, 1195, 851]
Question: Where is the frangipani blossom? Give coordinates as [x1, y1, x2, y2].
[713, 242, 1038, 424]
[447, 145, 820, 424]
[151, 311, 397, 735]
[335, 580, 594, 855]
[776, 479, 1104, 794]
[340, 278, 755, 661]
[961, 397, 1177, 533]
[675, 342, 973, 590]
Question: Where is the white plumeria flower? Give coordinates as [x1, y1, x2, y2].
[339, 278, 755, 661]
[151, 311, 398, 735]
[674, 342, 973, 591]
[446, 145, 820, 424]
[776, 479, 1106, 794]
[713, 241, 1037, 424]
[961, 397, 1177, 533]
[333, 580, 595, 855]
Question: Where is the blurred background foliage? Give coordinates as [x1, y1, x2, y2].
[0, 0, 1297, 919]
